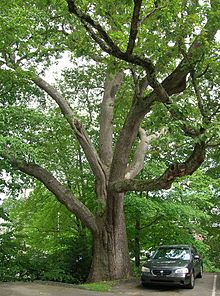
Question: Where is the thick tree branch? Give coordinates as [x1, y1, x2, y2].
[66, 1, 153, 70]
[126, 0, 142, 55]
[110, 142, 206, 192]
[190, 69, 207, 119]
[33, 76, 107, 201]
[130, 69, 149, 99]
[66, 0, 169, 103]
[109, 102, 150, 182]
[67, 0, 218, 98]
[1, 153, 98, 234]
[161, 4, 219, 98]
[99, 71, 124, 170]
[125, 127, 167, 179]
[67, 0, 121, 55]
[66, 0, 218, 186]
[67, 1, 218, 103]
[110, 9, 218, 182]
[80, 22, 114, 55]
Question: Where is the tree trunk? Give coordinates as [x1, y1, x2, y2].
[88, 192, 131, 281]
[134, 218, 141, 267]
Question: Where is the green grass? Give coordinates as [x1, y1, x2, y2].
[79, 281, 115, 292]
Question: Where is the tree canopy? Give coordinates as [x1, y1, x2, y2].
[0, 0, 219, 281]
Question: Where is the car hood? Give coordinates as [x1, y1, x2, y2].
[143, 258, 190, 269]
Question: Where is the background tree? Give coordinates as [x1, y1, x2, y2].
[1, 186, 92, 283]
[0, 0, 219, 281]
[125, 169, 215, 268]
[204, 164, 220, 272]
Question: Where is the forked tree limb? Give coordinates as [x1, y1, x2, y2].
[125, 127, 167, 179]
[67, 0, 218, 185]
[66, 0, 169, 103]
[33, 76, 107, 201]
[110, 142, 206, 192]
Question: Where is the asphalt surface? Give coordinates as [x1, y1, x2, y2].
[0, 273, 219, 296]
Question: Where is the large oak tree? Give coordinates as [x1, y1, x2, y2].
[0, 0, 219, 281]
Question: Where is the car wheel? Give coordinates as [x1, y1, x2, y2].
[142, 282, 148, 288]
[186, 271, 195, 289]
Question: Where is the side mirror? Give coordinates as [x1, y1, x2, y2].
[194, 255, 200, 260]
[146, 252, 151, 259]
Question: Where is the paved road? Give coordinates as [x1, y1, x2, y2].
[0, 273, 219, 296]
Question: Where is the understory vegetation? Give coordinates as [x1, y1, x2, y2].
[1, 169, 219, 283]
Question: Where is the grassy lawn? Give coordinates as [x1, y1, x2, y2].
[79, 281, 116, 292]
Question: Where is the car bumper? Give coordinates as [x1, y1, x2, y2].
[141, 272, 191, 286]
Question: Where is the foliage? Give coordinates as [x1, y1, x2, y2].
[125, 169, 219, 271]
[0, 185, 92, 283]
[0, 0, 219, 282]
[203, 178, 220, 271]
[0, 227, 91, 283]
[0, 168, 220, 281]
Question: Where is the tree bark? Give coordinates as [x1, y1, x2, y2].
[6, 158, 98, 234]
[33, 76, 107, 203]
[99, 71, 124, 171]
[110, 142, 206, 193]
[134, 218, 141, 268]
[88, 192, 131, 281]
[125, 127, 167, 179]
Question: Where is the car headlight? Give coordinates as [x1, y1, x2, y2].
[142, 266, 150, 272]
[175, 268, 189, 274]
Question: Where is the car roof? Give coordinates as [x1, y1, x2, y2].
[158, 244, 191, 249]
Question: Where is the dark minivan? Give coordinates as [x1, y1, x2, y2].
[141, 244, 203, 289]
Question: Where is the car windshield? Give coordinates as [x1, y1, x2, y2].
[152, 247, 190, 260]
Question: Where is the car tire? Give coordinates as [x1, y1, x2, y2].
[186, 271, 195, 289]
[142, 282, 148, 288]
